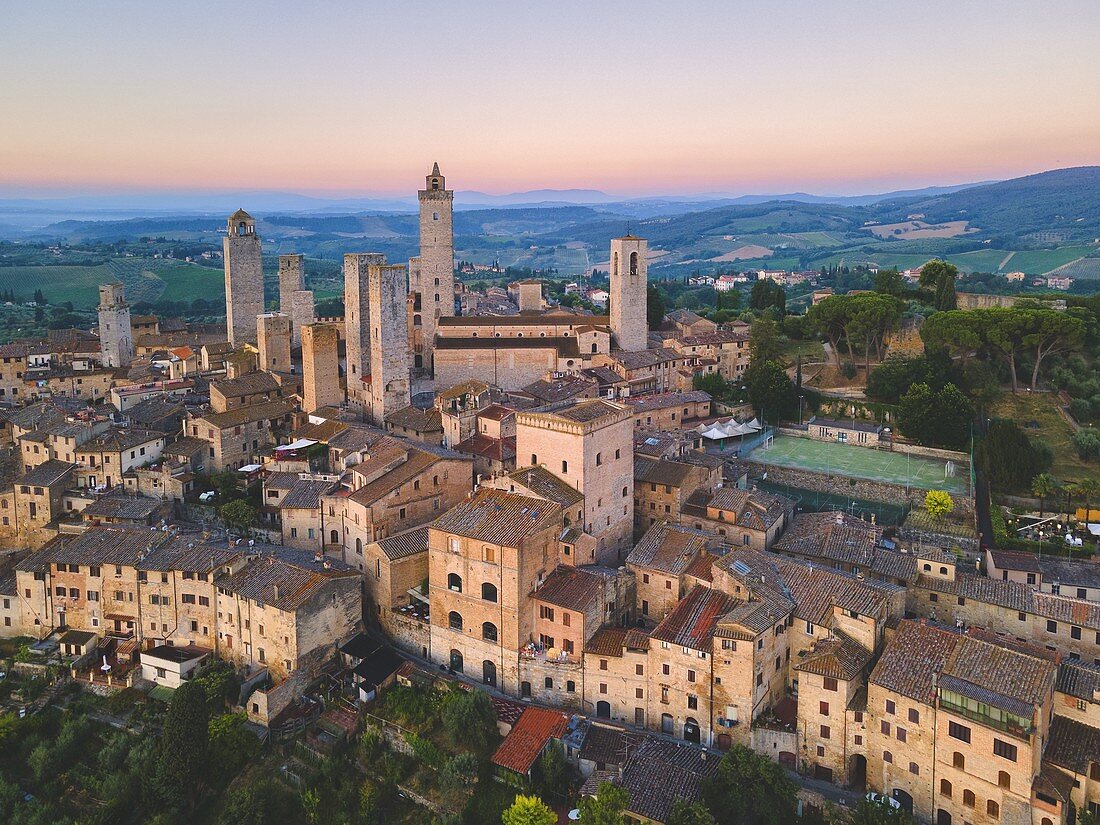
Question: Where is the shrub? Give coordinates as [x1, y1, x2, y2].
[1073, 429, 1100, 461]
[440, 752, 479, 790]
[405, 732, 446, 769]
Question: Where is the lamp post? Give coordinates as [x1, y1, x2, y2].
[798, 395, 805, 426]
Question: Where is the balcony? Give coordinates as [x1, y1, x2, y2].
[519, 641, 575, 665]
[938, 699, 1032, 739]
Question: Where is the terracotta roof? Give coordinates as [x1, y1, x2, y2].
[280, 477, 337, 509]
[918, 572, 1100, 630]
[869, 620, 961, 704]
[197, 398, 296, 429]
[584, 625, 652, 657]
[20, 525, 165, 568]
[375, 526, 429, 562]
[633, 456, 701, 488]
[676, 330, 749, 346]
[517, 375, 598, 404]
[987, 548, 1042, 573]
[533, 399, 628, 425]
[627, 521, 713, 575]
[434, 336, 581, 356]
[454, 433, 516, 463]
[491, 706, 569, 775]
[651, 584, 736, 650]
[794, 632, 872, 682]
[1044, 715, 1100, 774]
[83, 494, 164, 521]
[579, 724, 644, 768]
[477, 404, 515, 422]
[439, 315, 609, 327]
[385, 405, 443, 432]
[505, 465, 584, 508]
[617, 737, 720, 823]
[683, 552, 715, 583]
[164, 436, 208, 457]
[1056, 660, 1100, 702]
[215, 546, 357, 612]
[210, 372, 280, 399]
[431, 488, 561, 547]
[772, 511, 883, 568]
[533, 565, 609, 613]
[77, 428, 163, 453]
[625, 391, 712, 413]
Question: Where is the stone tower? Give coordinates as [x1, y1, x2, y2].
[301, 323, 342, 413]
[97, 283, 134, 368]
[344, 252, 386, 406]
[277, 254, 314, 347]
[609, 235, 648, 352]
[223, 209, 264, 347]
[416, 162, 454, 372]
[257, 312, 292, 373]
[368, 263, 412, 426]
[516, 279, 543, 312]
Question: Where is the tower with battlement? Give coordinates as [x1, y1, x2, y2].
[257, 312, 292, 373]
[344, 252, 387, 407]
[609, 235, 648, 352]
[223, 209, 264, 346]
[278, 254, 314, 347]
[416, 162, 454, 373]
[368, 263, 412, 425]
[301, 323, 342, 413]
[98, 283, 134, 368]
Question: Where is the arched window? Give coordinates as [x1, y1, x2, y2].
[562, 460, 568, 473]
[883, 751, 893, 764]
[986, 800, 999, 818]
[447, 573, 462, 592]
[448, 611, 463, 631]
[592, 343, 598, 353]
[629, 251, 639, 275]
[962, 790, 975, 807]
[622, 486, 628, 497]
[998, 771, 1010, 789]
[355, 537, 363, 554]
[940, 779, 952, 798]
[330, 530, 339, 544]
[482, 622, 497, 642]
[923, 563, 931, 572]
[909, 762, 919, 775]
[952, 752, 965, 769]
[940, 566, 948, 574]
[612, 251, 619, 275]
[413, 314, 422, 327]
[482, 582, 498, 602]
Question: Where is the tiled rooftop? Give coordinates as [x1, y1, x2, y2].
[431, 488, 561, 547]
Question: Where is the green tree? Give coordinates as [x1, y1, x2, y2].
[208, 713, 260, 782]
[219, 499, 257, 534]
[873, 268, 905, 296]
[748, 315, 783, 366]
[897, 382, 936, 444]
[217, 777, 303, 825]
[578, 781, 628, 825]
[977, 419, 1053, 492]
[933, 383, 974, 449]
[1075, 477, 1100, 522]
[1030, 473, 1058, 516]
[647, 286, 666, 331]
[700, 745, 798, 825]
[158, 679, 211, 808]
[534, 741, 572, 801]
[848, 797, 917, 825]
[1024, 309, 1085, 391]
[749, 280, 785, 316]
[920, 310, 985, 366]
[502, 794, 557, 825]
[441, 752, 479, 791]
[440, 687, 497, 752]
[925, 490, 954, 520]
[667, 799, 717, 825]
[842, 293, 901, 375]
[744, 360, 796, 423]
[918, 259, 958, 310]
[805, 295, 850, 366]
[1074, 429, 1100, 461]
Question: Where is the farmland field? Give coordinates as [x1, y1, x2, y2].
[1002, 245, 1096, 274]
[0, 259, 223, 307]
[991, 393, 1100, 486]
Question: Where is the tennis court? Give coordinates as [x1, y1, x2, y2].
[746, 435, 969, 495]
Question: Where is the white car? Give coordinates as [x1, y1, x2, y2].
[866, 792, 901, 810]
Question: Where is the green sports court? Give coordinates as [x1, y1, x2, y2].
[746, 435, 970, 496]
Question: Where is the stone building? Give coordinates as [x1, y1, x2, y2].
[186, 398, 296, 471]
[515, 400, 635, 565]
[73, 429, 166, 489]
[633, 455, 720, 538]
[97, 283, 134, 368]
[344, 252, 386, 403]
[301, 323, 342, 414]
[679, 486, 795, 551]
[223, 209, 264, 347]
[257, 312, 292, 374]
[428, 488, 563, 693]
[626, 521, 721, 621]
[367, 262, 411, 426]
[413, 163, 454, 373]
[210, 372, 284, 414]
[609, 235, 648, 352]
[277, 254, 315, 347]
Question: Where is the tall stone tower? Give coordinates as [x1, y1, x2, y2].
[97, 283, 134, 368]
[344, 252, 386, 405]
[609, 235, 648, 352]
[301, 323, 342, 413]
[368, 263, 412, 426]
[417, 162, 454, 373]
[223, 209, 264, 347]
[257, 312, 292, 373]
[278, 254, 314, 347]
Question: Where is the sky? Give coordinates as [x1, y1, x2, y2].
[1, 0, 1098, 198]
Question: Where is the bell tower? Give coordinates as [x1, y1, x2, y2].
[223, 208, 264, 347]
[417, 162, 454, 373]
[609, 235, 648, 352]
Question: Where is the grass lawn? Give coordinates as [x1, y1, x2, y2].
[781, 338, 826, 362]
[156, 262, 226, 303]
[0, 259, 222, 308]
[990, 392, 1100, 486]
[747, 435, 970, 495]
[1005, 245, 1096, 275]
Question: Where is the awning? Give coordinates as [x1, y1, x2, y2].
[698, 418, 762, 440]
[278, 438, 318, 451]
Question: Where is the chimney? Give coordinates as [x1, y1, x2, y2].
[273, 583, 281, 600]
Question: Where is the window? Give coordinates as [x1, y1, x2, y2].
[540, 605, 555, 621]
[1047, 620, 1058, 633]
[819, 701, 829, 715]
[820, 725, 830, 740]
[883, 751, 892, 764]
[997, 771, 1011, 789]
[447, 573, 462, 592]
[688, 695, 698, 710]
[687, 669, 696, 683]
[880, 721, 890, 735]
[561, 460, 568, 473]
[481, 582, 497, 602]
[566, 680, 575, 693]
[595, 452, 602, 466]
[897, 727, 907, 743]
[600, 659, 608, 671]
[986, 800, 999, 818]
[953, 752, 965, 769]
[993, 739, 1017, 761]
[545, 677, 553, 689]
[562, 612, 571, 627]
[448, 611, 462, 631]
[484, 546, 495, 563]
[908, 708, 919, 724]
[962, 790, 975, 808]
[636, 664, 644, 676]
[940, 779, 952, 798]
[909, 762, 919, 775]
[886, 699, 896, 714]
[948, 721, 971, 742]
[482, 622, 497, 642]
[662, 663, 670, 675]
[823, 677, 838, 691]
